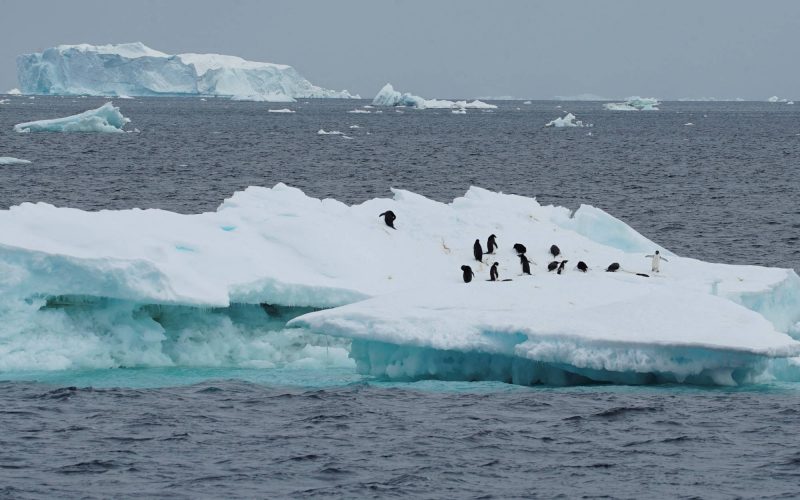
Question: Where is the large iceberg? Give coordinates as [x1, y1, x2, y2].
[372, 83, 497, 110]
[1, 184, 798, 384]
[16, 42, 357, 102]
[13, 102, 130, 133]
[604, 96, 660, 111]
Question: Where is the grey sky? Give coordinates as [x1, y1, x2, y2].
[1, 0, 798, 100]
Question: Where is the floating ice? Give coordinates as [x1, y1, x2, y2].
[371, 83, 497, 110]
[767, 96, 789, 103]
[13, 102, 130, 133]
[0, 99, 9, 105]
[6, 88, 21, 95]
[685, 122, 694, 126]
[347, 109, 371, 114]
[604, 96, 660, 111]
[268, 108, 295, 113]
[1, 184, 799, 384]
[0, 157, 32, 165]
[523, 100, 532, 104]
[16, 42, 357, 101]
[545, 112, 591, 128]
[452, 108, 467, 114]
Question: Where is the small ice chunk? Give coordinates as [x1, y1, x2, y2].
[545, 112, 591, 128]
[268, 108, 295, 113]
[0, 156, 32, 165]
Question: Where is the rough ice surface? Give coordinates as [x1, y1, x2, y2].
[1, 184, 799, 385]
[16, 42, 357, 102]
[13, 102, 130, 133]
[604, 96, 660, 111]
[545, 112, 592, 128]
[0, 157, 32, 165]
[372, 83, 497, 110]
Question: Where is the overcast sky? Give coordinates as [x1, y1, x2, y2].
[1, 0, 798, 99]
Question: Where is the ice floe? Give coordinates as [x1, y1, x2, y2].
[372, 83, 497, 110]
[13, 102, 130, 133]
[1, 184, 798, 384]
[0, 157, 32, 165]
[545, 112, 592, 128]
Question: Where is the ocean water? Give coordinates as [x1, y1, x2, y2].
[1, 96, 800, 498]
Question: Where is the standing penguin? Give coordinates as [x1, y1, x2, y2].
[489, 262, 499, 281]
[606, 262, 620, 272]
[519, 254, 532, 275]
[557, 260, 569, 275]
[473, 239, 484, 262]
[487, 234, 498, 254]
[576, 261, 588, 273]
[513, 243, 527, 255]
[645, 250, 669, 273]
[550, 244, 561, 259]
[461, 265, 475, 283]
[379, 211, 396, 229]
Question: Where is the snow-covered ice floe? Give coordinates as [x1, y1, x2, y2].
[372, 83, 497, 110]
[1, 184, 799, 384]
[0, 157, 32, 165]
[13, 102, 130, 133]
[16, 42, 357, 102]
[604, 96, 660, 111]
[545, 112, 592, 128]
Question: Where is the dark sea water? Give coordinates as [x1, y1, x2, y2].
[1, 96, 800, 498]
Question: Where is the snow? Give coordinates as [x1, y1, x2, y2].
[372, 83, 498, 110]
[0, 157, 32, 165]
[13, 102, 130, 133]
[1, 184, 798, 384]
[16, 42, 357, 101]
[268, 108, 295, 113]
[604, 96, 660, 111]
[545, 112, 591, 128]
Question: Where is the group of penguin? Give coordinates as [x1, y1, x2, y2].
[461, 238, 610, 283]
[378, 210, 629, 284]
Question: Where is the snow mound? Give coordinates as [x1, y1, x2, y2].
[604, 96, 660, 111]
[0, 157, 32, 165]
[268, 108, 295, 113]
[372, 83, 497, 110]
[1, 184, 799, 384]
[545, 112, 591, 128]
[13, 102, 130, 133]
[16, 42, 357, 101]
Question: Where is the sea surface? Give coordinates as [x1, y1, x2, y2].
[1, 96, 800, 498]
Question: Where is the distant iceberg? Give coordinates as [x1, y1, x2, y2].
[13, 102, 130, 133]
[16, 42, 357, 102]
[6, 88, 21, 95]
[0, 156, 31, 165]
[545, 112, 591, 128]
[604, 96, 660, 111]
[372, 83, 497, 110]
[554, 93, 611, 101]
[1, 184, 799, 384]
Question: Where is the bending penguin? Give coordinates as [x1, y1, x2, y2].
[576, 261, 588, 273]
[606, 262, 620, 272]
[473, 239, 484, 262]
[379, 210, 396, 229]
[645, 250, 669, 273]
[550, 244, 561, 259]
[487, 234, 498, 254]
[519, 254, 532, 275]
[461, 265, 475, 283]
[547, 261, 559, 272]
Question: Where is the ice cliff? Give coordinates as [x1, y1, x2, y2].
[1, 184, 799, 384]
[16, 42, 356, 101]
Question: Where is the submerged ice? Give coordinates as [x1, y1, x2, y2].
[1, 184, 799, 385]
[13, 102, 130, 133]
[16, 42, 356, 101]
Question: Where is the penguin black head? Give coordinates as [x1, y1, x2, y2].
[461, 265, 471, 272]
[655, 250, 660, 255]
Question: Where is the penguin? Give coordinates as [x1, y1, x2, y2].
[606, 262, 620, 272]
[550, 244, 561, 259]
[645, 250, 669, 273]
[461, 265, 475, 283]
[489, 262, 499, 281]
[576, 261, 588, 273]
[473, 239, 484, 262]
[547, 261, 559, 272]
[379, 210, 396, 229]
[513, 243, 527, 255]
[520, 254, 532, 275]
[557, 260, 569, 275]
[487, 234, 498, 254]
